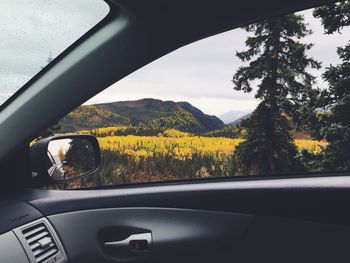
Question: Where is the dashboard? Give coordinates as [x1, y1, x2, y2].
[0, 200, 67, 263]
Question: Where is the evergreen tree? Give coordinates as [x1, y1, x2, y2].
[313, 1, 350, 170]
[231, 13, 320, 175]
[65, 138, 95, 173]
[313, 1, 350, 34]
[232, 102, 303, 175]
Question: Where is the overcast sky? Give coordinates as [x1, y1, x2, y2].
[0, 1, 349, 117]
[87, 9, 350, 116]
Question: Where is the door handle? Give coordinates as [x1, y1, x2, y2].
[104, 232, 152, 252]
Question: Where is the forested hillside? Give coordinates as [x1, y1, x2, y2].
[58, 98, 224, 133]
[58, 105, 129, 132]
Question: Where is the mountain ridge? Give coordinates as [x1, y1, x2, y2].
[229, 112, 252, 124]
[58, 98, 224, 133]
[219, 110, 252, 124]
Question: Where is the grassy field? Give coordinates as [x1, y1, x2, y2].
[36, 126, 327, 159]
[98, 136, 243, 160]
[78, 127, 327, 157]
[61, 127, 329, 187]
[97, 135, 327, 158]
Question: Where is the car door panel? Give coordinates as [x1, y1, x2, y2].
[237, 216, 350, 263]
[13, 175, 350, 263]
[48, 208, 253, 263]
[19, 175, 350, 225]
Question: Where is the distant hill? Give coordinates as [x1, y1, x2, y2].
[58, 98, 224, 133]
[58, 105, 129, 132]
[219, 111, 251, 124]
[230, 112, 252, 124]
[177, 101, 224, 131]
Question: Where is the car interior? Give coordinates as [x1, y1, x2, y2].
[1, 0, 350, 262]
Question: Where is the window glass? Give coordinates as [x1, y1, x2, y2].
[40, 2, 350, 188]
[0, 0, 109, 107]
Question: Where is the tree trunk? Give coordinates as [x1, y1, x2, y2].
[264, 21, 281, 174]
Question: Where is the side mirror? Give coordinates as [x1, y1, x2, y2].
[30, 134, 100, 186]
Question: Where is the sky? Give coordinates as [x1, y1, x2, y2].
[87, 9, 350, 116]
[0, 1, 349, 117]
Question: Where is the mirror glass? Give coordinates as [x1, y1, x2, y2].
[47, 138, 96, 181]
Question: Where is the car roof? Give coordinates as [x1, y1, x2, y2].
[0, 0, 336, 160]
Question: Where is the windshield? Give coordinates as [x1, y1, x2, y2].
[0, 0, 109, 106]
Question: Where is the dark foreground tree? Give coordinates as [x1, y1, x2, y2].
[313, 1, 350, 34]
[312, 1, 350, 170]
[231, 103, 303, 175]
[65, 138, 95, 173]
[231, 13, 320, 175]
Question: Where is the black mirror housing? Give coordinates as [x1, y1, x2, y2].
[30, 134, 100, 187]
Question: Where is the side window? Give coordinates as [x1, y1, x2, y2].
[41, 2, 350, 188]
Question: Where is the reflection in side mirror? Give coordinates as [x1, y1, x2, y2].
[30, 135, 100, 186]
[47, 138, 97, 181]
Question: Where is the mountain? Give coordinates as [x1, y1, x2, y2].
[176, 102, 224, 131]
[58, 105, 129, 132]
[219, 111, 251, 124]
[58, 98, 224, 133]
[229, 112, 252, 124]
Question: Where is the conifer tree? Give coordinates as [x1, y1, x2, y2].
[313, 1, 350, 170]
[313, 1, 350, 34]
[231, 13, 320, 175]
